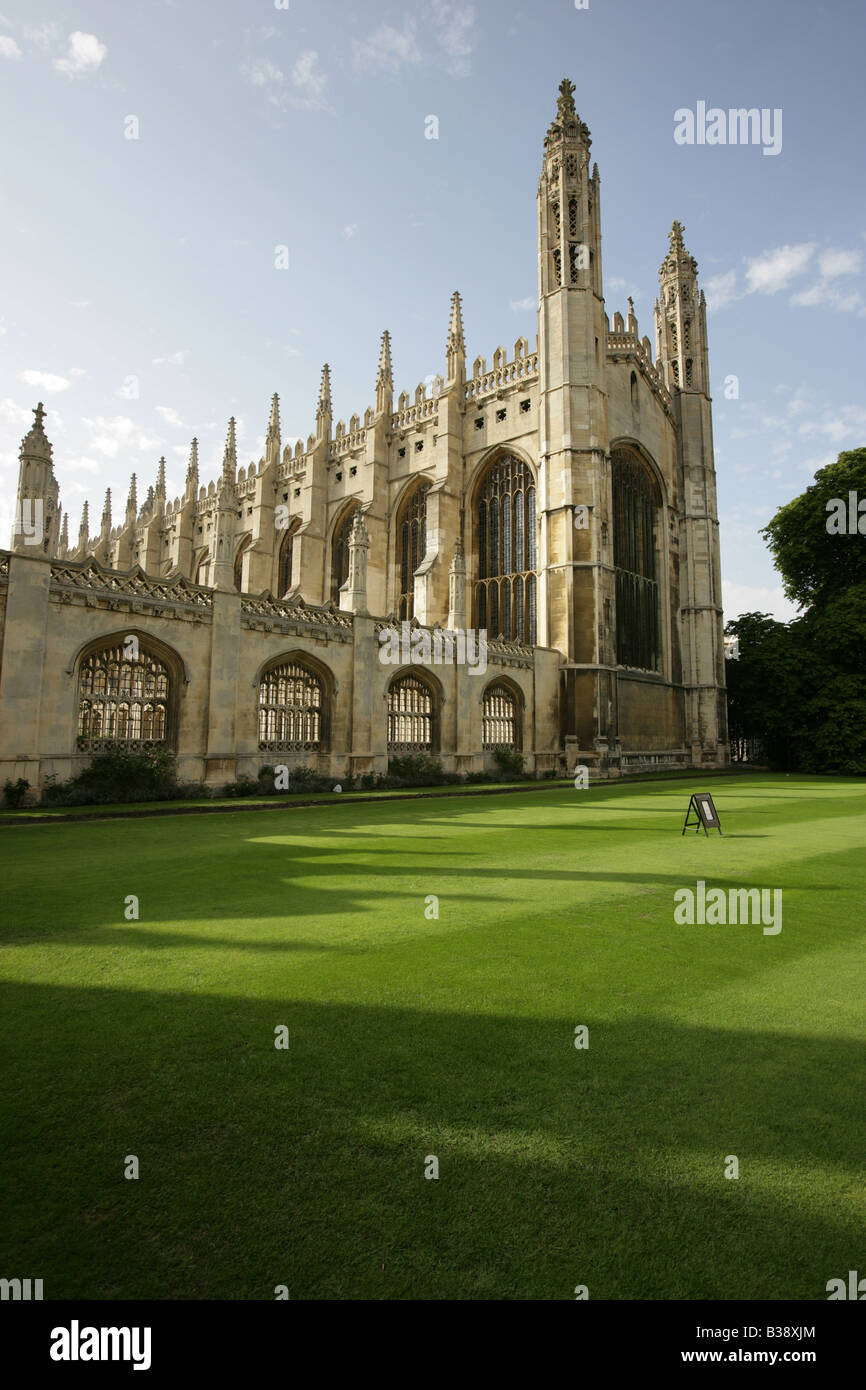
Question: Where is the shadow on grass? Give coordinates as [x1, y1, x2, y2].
[1, 979, 864, 1302]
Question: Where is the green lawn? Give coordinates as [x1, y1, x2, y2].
[1, 773, 864, 1301]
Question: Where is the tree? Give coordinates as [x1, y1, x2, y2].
[726, 448, 866, 774]
[760, 447, 866, 608]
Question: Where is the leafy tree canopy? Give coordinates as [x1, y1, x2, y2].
[760, 447, 866, 608]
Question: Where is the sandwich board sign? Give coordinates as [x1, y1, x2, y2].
[682, 792, 722, 837]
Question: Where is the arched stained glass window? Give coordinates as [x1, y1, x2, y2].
[475, 455, 537, 643]
[397, 482, 430, 620]
[387, 674, 435, 751]
[612, 449, 661, 671]
[78, 644, 170, 751]
[482, 684, 521, 750]
[258, 660, 324, 750]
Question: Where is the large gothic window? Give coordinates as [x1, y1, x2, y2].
[397, 481, 430, 620]
[330, 504, 358, 604]
[277, 521, 299, 597]
[258, 659, 324, 751]
[612, 449, 661, 671]
[78, 643, 170, 751]
[387, 674, 435, 752]
[482, 684, 521, 750]
[475, 455, 537, 643]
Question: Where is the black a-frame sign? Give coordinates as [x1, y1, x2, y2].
[682, 792, 723, 837]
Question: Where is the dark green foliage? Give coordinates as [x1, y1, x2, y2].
[41, 749, 180, 806]
[729, 448, 866, 775]
[761, 447, 866, 608]
[2, 778, 29, 809]
[492, 747, 525, 778]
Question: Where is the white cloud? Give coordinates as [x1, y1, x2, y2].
[352, 21, 421, 73]
[289, 50, 329, 110]
[152, 350, 187, 366]
[19, 369, 70, 393]
[817, 248, 862, 279]
[24, 23, 60, 47]
[703, 269, 739, 311]
[791, 277, 863, 314]
[722, 579, 799, 625]
[0, 34, 21, 59]
[0, 317, 6, 336]
[797, 405, 866, 443]
[342, 223, 358, 240]
[242, 57, 283, 87]
[54, 31, 107, 76]
[510, 295, 536, 312]
[431, 0, 476, 79]
[0, 398, 32, 428]
[155, 406, 185, 428]
[744, 243, 815, 295]
[69, 367, 86, 377]
[82, 415, 164, 458]
[67, 455, 101, 474]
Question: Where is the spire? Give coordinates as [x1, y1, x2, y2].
[78, 500, 89, 551]
[155, 456, 166, 498]
[267, 394, 281, 444]
[101, 488, 112, 532]
[59, 511, 69, 552]
[126, 473, 137, 520]
[375, 331, 393, 414]
[317, 365, 331, 417]
[316, 365, 332, 441]
[185, 440, 199, 496]
[446, 291, 465, 384]
[221, 418, 237, 489]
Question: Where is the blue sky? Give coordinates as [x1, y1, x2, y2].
[1, 0, 864, 620]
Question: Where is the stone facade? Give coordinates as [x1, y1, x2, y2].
[0, 80, 727, 793]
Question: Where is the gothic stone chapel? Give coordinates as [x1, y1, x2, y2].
[0, 80, 728, 793]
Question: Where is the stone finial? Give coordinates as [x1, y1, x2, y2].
[338, 508, 370, 614]
[447, 290, 465, 352]
[317, 364, 331, 417]
[375, 331, 393, 414]
[126, 473, 137, 517]
[221, 418, 237, 488]
[267, 393, 281, 444]
[101, 488, 112, 528]
[186, 440, 199, 494]
[447, 535, 467, 630]
[78, 500, 89, 546]
[661, 219, 698, 278]
[545, 76, 591, 151]
[59, 511, 69, 552]
[557, 78, 577, 122]
[446, 290, 466, 383]
[19, 401, 53, 462]
[377, 331, 393, 388]
[155, 457, 166, 497]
